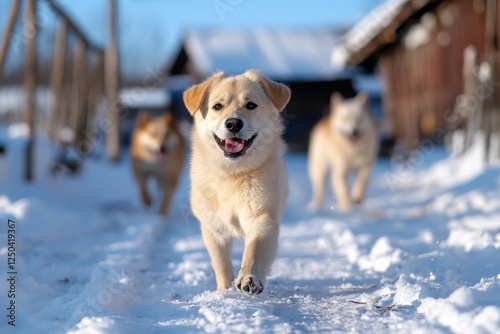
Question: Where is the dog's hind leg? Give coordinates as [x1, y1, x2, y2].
[352, 164, 372, 204]
[200, 224, 234, 290]
[308, 149, 328, 211]
[158, 177, 179, 215]
[136, 173, 152, 207]
[333, 167, 351, 212]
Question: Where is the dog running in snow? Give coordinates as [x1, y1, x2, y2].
[183, 70, 291, 295]
[130, 112, 185, 215]
[308, 92, 378, 212]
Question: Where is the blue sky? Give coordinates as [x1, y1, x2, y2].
[0, 0, 383, 79]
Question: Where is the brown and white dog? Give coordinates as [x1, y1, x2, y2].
[308, 92, 378, 212]
[130, 112, 185, 215]
[183, 70, 291, 295]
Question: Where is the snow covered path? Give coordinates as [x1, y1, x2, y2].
[0, 125, 499, 333]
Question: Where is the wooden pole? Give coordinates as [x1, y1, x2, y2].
[494, 0, 500, 161]
[461, 46, 478, 155]
[43, 0, 104, 149]
[59, 59, 72, 145]
[105, 0, 120, 161]
[484, 0, 500, 163]
[86, 52, 105, 147]
[71, 38, 88, 147]
[24, 0, 37, 181]
[47, 19, 68, 140]
[0, 0, 21, 83]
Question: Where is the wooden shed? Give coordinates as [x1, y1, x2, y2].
[332, 0, 493, 149]
[167, 29, 359, 149]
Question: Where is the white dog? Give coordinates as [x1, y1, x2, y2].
[183, 70, 291, 295]
[308, 92, 378, 212]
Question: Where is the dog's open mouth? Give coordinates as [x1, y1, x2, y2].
[148, 147, 167, 161]
[213, 133, 257, 158]
[348, 134, 361, 143]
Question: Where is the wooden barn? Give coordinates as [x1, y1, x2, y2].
[332, 0, 495, 149]
[167, 29, 360, 149]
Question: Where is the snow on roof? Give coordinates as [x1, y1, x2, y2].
[183, 29, 351, 81]
[331, 0, 431, 69]
[119, 88, 171, 109]
[0, 86, 52, 118]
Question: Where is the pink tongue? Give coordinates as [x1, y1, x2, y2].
[225, 138, 245, 153]
[157, 152, 166, 161]
[349, 136, 360, 144]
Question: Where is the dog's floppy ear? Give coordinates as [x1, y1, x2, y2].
[245, 70, 291, 112]
[183, 72, 225, 115]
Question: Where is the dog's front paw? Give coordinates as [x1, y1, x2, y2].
[235, 274, 263, 295]
[337, 199, 351, 212]
[352, 191, 364, 205]
[353, 196, 363, 204]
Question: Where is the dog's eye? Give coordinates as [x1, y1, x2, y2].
[213, 103, 223, 111]
[246, 102, 257, 110]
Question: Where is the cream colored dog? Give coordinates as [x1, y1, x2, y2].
[183, 70, 291, 295]
[308, 92, 378, 212]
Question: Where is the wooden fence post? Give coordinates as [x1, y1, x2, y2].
[105, 0, 121, 162]
[25, 0, 37, 182]
[59, 58, 72, 144]
[45, 0, 105, 158]
[48, 19, 68, 140]
[86, 51, 105, 148]
[484, 0, 500, 163]
[0, 0, 21, 82]
[72, 38, 88, 148]
[493, 0, 500, 161]
[461, 46, 478, 155]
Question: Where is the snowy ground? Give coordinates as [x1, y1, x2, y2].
[0, 123, 499, 333]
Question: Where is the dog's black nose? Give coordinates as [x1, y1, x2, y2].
[352, 129, 360, 137]
[160, 145, 167, 153]
[225, 118, 244, 134]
